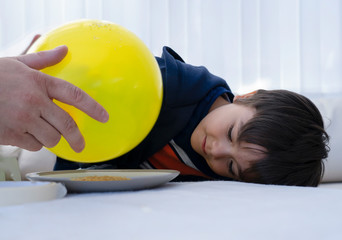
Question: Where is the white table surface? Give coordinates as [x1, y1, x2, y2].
[1, 181, 342, 240]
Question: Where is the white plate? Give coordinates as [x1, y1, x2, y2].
[0, 181, 67, 206]
[26, 169, 180, 193]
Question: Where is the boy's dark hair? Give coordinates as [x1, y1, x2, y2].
[234, 89, 329, 187]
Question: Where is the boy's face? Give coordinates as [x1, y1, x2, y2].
[191, 103, 266, 180]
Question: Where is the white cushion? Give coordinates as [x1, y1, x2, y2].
[312, 97, 342, 182]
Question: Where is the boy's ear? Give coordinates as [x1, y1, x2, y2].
[234, 90, 258, 101]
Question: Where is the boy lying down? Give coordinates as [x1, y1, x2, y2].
[55, 47, 329, 187]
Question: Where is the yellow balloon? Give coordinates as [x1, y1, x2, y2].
[28, 20, 163, 163]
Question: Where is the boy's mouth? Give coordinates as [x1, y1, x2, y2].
[202, 136, 207, 155]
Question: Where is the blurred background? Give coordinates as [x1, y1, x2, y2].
[0, 0, 341, 96]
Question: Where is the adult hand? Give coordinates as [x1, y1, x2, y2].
[0, 45, 109, 152]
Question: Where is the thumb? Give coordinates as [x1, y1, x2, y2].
[16, 45, 68, 70]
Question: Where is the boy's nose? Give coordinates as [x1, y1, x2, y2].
[210, 140, 231, 159]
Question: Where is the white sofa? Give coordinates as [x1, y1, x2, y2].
[312, 96, 342, 183]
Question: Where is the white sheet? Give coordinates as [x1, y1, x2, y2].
[1, 181, 341, 240]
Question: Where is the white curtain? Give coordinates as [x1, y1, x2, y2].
[0, 0, 341, 95]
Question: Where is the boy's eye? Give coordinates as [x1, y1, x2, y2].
[229, 160, 235, 176]
[228, 126, 233, 141]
